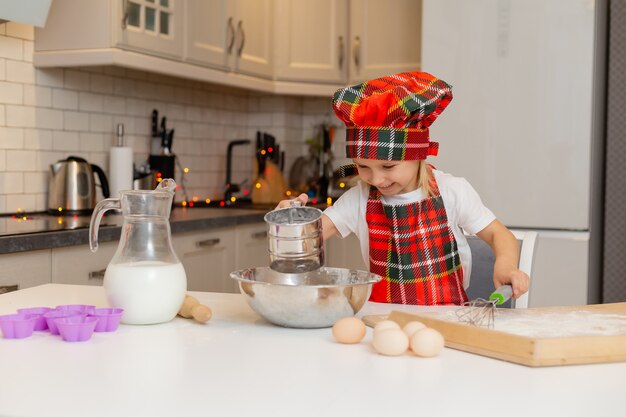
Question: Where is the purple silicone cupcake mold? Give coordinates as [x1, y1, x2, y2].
[0, 314, 38, 339]
[55, 304, 96, 315]
[17, 307, 52, 331]
[55, 316, 99, 342]
[43, 310, 82, 335]
[90, 308, 124, 332]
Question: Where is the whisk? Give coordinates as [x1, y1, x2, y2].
[455, 285, 513, 328]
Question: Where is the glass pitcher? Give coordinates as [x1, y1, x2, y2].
[89, 179, 186, 325]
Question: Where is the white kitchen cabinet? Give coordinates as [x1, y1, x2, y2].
[274, 0, 422, 84]
[52, 241, 118, 286]
[0, 250, 52, 293]
[186, 0, 274, 78]
[35, 0, 184, 60]
[235, 223, 269, 270]
[348, 0, 422, 83]
[325, 233, 367, 271]
[274, 0, 349, 83]
[172, 228, 237, 293]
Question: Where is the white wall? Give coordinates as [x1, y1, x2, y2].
[0, 22, 337, 214]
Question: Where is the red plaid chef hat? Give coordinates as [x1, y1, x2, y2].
[332, 71, 453, 160]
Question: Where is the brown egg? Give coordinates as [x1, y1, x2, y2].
[372, 328, 409, 356]
[332, 317, 366, 344]
[410, 328, 445, 357]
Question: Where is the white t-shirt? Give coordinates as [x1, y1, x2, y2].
[323, 169, 496, 289]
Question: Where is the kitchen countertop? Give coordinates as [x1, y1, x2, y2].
[0, 207, 268, 254]
[1, 284, 625, 417]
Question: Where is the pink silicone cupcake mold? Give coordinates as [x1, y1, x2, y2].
[0, 314, 38, 339]
[55, 316, 99, 342]
[17, 307, 52, 331]
[55, 304, 96, 315]
[43, 310, 82, 335]
[90, 308, 124, 332]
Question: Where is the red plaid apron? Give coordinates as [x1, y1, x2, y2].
[366, 180, 468, 305]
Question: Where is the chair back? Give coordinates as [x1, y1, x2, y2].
[465, 230, 537, 308]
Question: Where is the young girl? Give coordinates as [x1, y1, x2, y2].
[278, 71, 529, 305]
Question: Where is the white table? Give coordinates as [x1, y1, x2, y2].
[1, 284, 625, 417]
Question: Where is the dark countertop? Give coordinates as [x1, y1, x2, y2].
[0, 207, 268, 255]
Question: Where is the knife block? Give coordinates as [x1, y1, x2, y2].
[149, 155, 176, 180]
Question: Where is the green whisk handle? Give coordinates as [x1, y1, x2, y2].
[489, 285, 513, 305]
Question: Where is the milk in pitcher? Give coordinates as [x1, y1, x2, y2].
[104, 261, 186, 324]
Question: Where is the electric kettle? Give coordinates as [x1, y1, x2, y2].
[48, 156, 110, 214]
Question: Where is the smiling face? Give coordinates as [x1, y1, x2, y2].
[353, 158, 421, 196]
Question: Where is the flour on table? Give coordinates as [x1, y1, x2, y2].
[431, 310, 626, 338]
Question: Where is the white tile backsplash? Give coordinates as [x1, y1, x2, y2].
[24, 85, 51, 107]
[6, 105, 35, 128]
[35, 68, 64, 88]
[36, 108, 64, 130]
[24, 128, 52, 150]
[0, 36, 23, 60]
[52, 89, 79, 110]
[0, 81, 23, 104]
[24, 172, 47, 193]
[63, 111, 89, 131]
[1, 127, 23, 147]
[52, 130, 79, 151]
[0, 172, 24, 194]
[6, 60, 35, 84]
[64, 70, 90, 91]
[6, 150, 37, 171]
[6, 23, 34, 41]
[0, 23, 338, 214]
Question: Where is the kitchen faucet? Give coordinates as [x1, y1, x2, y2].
[224, 139, 251, 202]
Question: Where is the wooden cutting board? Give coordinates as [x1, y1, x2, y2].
[362, 303, 626, 367]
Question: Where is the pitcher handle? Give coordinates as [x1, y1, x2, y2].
[89, 198, 121, 252]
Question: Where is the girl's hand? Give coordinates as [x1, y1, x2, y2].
[274, 193, 309, 210]
[493, 261, 530, 299]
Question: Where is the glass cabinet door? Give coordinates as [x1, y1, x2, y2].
[117, 0, 184, 58]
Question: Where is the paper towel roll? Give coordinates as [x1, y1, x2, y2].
[109, 146, 134, 197]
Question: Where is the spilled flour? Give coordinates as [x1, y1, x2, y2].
[432, 310, 626, 338]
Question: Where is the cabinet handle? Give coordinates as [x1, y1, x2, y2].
[197, 238, 221, 248]
[251, 231, 267, 239]
[338, 36, 345, 69]
[236, 20, 245, 56]
[226, 17, 236, 54]
[353, 36, 361, 69]
[121, 0, 129, 29]
[89, 269, 106, 280]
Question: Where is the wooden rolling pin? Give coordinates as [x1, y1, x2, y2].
[178, 295, 212, 323]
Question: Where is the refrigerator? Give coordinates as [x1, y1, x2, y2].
[421, 0, 607, 307]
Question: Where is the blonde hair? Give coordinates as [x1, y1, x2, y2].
[418, 161, 435, 197]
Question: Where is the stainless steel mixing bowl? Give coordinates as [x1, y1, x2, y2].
[230, 267, 382, 328]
